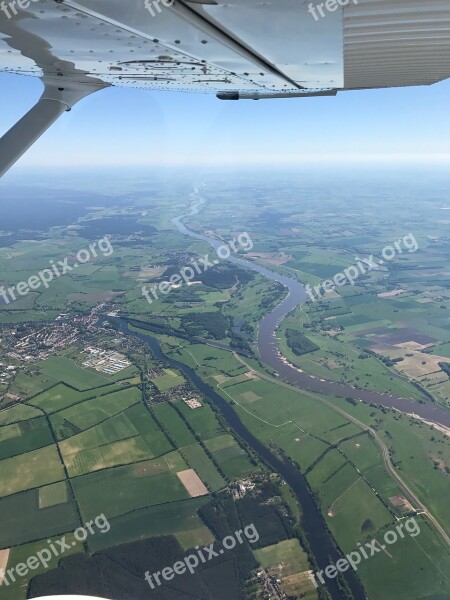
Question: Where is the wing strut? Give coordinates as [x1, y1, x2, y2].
[0, 80, 107, 177]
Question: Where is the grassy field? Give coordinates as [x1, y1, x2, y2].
[87, 497, 214, 552]
[0, 417, 53, 460]
[0, 445, 65, 497]
[58, 403, 175, 477]
[204, 434, 255, 479]
[40, 356, 111, 389]
[0, 533, 81, 600]
[31, 382, 124, 413]
[0, 487, 79, 548]
[254, 539, 318, 600]
[125, 404, 174, 456]
[38, 481, 68, 508]
[152, 402, 197, 447]
[61, 436, 153, 477]
[306, 448, 348, 489]
[329, 396, 450, 536]
[0, 404, 42, 426]
[357, 517, 450, 599]
[182, 443, 226, 491]
[50, 387, 141, 439]
[174, 399, 224, 441]
[325, 477, 394, 552]
[72, 458, 190, 520]
[150, 368, 185, 391]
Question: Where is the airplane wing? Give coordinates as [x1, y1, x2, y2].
[0, 0, 449, 175]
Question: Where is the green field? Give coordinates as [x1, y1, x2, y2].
[38, 481, 69, 508]
[0, 417, 53, 460]
[87, 497, 214, 552]
[150, 368, 185, 391]
[174, 399, 224, 440]
[254, 539, 317, 600]
[31, 382, 123, 413]
[0, 487, 79, 548]
[0, 404, 42, 426]
[40, 356, 111, 389]
[50, 387, 141, 439]
[0, 533, 81, 600]
[182, 443, 226, 491]
[72, 458, 190, 520]
[61, 436, 153, 477]
[124, 404, 173, 456]
[152, 402, 197, 447]
[0, 445, 65, 497]
[204, 434, 255, 479]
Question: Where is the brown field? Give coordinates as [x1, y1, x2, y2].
[246, 252, 293, 265]
[0, 549, 10, 585]
[212, 374, 228, 384]
[68, 291, 120, 302]
[177, 469, 208, 497]
[372, 344, 449, 378]
[377, 289, 406, 298]
[430, 380, 450, 403]
[372, 328, 437, 346]
[240, 391, 262, 403]
[132, 266, 167, 281]
[245, 371, 259, 380]
[133, 460, 166, 477]
[281, 571, 317, 598]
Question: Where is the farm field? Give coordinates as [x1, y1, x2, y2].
[152, 402, 197, 447]
[30, 382, 124, 414]
[2, 172, 450, 600]
[0, 417, 53, 460]
[170, 332, 450, 599]
[254, 539, 317, 600]
[87, 497, 214, 552]
[0, 487, 79, 548]
[0, 445, 65, 497]
[150, 368, 185, 391]
[182, 443, 227, 491]
[174, 398, 225, 440]
[50, 387, 142, 439]
[71, 458, 190, 519]
[204, 433, 255, 479]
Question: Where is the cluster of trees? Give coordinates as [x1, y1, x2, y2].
[439, 362, 450, 377]
[181, 312, 230, 340]
[285, 328, 319, 356]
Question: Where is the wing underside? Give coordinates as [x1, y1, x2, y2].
[0, 0, 449, 99]
[0, 0, 449, 175]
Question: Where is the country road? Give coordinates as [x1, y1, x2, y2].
[234, 353, 450, 549]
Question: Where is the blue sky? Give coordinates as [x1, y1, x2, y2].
[1, 72, 449, 169]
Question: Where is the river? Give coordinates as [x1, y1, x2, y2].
[116, 187, 450, 600]
[173, 188, 450, 429]
[118, 319, 367, 600]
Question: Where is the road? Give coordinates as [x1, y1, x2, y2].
[234, 353, 450, 548]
